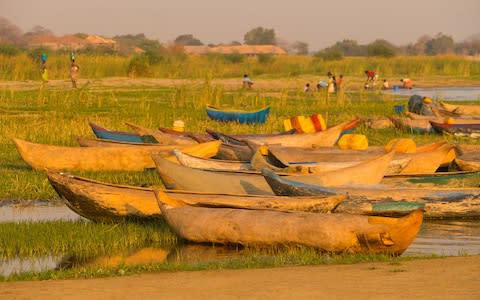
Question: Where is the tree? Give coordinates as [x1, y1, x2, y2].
[0, 17, 24, 46]
[174, 34, 203, 46]
[425, 33, 455, 55]
[367, 39, 397, 57]
[330, 39, 366, 56]
[244, 27, 276, 45]
[291, 41, 309, 55]
[314, 48, 343, 61]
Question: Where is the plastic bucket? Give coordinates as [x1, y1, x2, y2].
[394, 105, 405, 115]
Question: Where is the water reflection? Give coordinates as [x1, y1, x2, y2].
[405, 220, 480, 256]
[383, 87, 480, 101]
[1, 220, 479, 277]
[0, 202, 82, 223]
[0, 256, 64, 277]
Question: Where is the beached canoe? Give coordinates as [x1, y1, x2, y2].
[47, 171, 345, 222]
[455, 152, 480, 171]
[430, 120, 480, 134]
[13, 138, 220, 171]
[390, 117, 433, 133]
[76, 137, 154, 147]
[262, 168, 480, 219]
[153, 151, 394, 195]
[440, 102, 480, 116]
[206, 105, 270, 124]
[264, 142, 454, 175]
[157, 192, 423, 255]
[174, 149, 252, 171]
[89, 122, 155, 143]
[248, 121, 348, 147]
[125, 122, 197, 145]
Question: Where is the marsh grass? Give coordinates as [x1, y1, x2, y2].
[0, 235, 424, 282]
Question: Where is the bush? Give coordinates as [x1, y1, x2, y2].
[257, 53, 275, 64]
[127, 55, 151, 77]
[223, 52, 245, 64]
[314, 49, 344, 61]
[0, 44, 21, 56]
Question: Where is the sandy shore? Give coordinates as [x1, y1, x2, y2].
[1, 255, 479, 299]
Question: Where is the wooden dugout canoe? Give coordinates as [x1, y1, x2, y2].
[262, 168, 480, 219]
[390, 117, 433, 133]
[13, 138, 220, 171]
[246, 121, 347, 147]
[206, 105, 270, 124]
[266, 142, 454, 175]
[157, 192, 423, 255]
[125, 122, 197, 145]
[47, 171, 345, 222]
[89, 122, 153, 144]
[174, 149, 252, 171]
[153, 150, 394, 195]
[455, 152, 480, 171]
[440, 102, 480, 116]
[430, 120, 480, 134]
[76, 137, 154, 147]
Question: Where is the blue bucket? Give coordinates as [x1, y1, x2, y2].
[393, 85, 401, 91]
[394, 105, 405, 115]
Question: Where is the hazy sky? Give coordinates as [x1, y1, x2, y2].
[1, 0, 479, 50]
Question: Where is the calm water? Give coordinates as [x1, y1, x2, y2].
[383, 87, 480, 101]
[1, 204, 479, 277]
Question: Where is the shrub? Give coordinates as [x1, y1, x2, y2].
[0, 44, 21, 56]
[257, 53, 275, 64]
[223, 52, 245, 64]
[127, 55, 151, 77]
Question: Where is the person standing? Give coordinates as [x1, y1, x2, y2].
[242, 74, 253, 88]
[327, 72, 335, 93]
[335, 75, 343, 91]
[70, 53, 80, 88]
[40, 53, 48, 83]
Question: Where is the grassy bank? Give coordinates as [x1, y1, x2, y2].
[1, 54, 480, 81]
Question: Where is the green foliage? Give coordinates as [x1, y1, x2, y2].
[329, 39, 366, 56]
[367, 39, 397, 58]
[127, 55, 151, 77]
[223, 52, 245, 64]
[257, 53, 275, 64]
[73, 32, 88, 39]
[174, 34, 203, 46]
[0, 44, 21, 56]
[244, 27, 276, 45]
[425, 33, 455, 55]
[315, 48, 344, 61]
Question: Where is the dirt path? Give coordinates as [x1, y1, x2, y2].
[1, 255, 479, 299]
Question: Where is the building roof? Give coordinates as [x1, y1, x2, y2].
[85, 35, 116, 45]
[184, 44, 287, 55]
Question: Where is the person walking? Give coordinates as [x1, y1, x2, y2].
[70, 53, 80, 88]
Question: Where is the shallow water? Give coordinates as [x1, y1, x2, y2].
[0, 203, 82, 223]
[383, 87, 480, 101]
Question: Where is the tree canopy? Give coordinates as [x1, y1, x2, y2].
[244, 27, 276, 45]
[174, 34, 203, 46]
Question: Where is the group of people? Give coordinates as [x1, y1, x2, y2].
[364, 70, 413, 90]
[304, 72, 343, 93]
[39, 52, 80, 88]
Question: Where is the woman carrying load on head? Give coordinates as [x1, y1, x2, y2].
[70, 52, 80, 88]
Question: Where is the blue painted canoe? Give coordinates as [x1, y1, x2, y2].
[89, 122, 157, 143]
[206, 105, 270, 124]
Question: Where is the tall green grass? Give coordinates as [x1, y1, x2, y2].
[1, 54, 479, 81]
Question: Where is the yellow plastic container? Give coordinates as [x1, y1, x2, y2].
[337, 134, 368, 150]
[423, 97, 433, 104]
[444, 117, 454, 124]
[173, 120, 185, 132]
[385, 138, 416, 153]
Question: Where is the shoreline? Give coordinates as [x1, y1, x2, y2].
[1, 255, 479, 299]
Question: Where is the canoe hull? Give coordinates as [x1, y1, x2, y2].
[89, 122, 146, 143]
[159, 201, 423, 255]
[206, 106, 270, 124]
